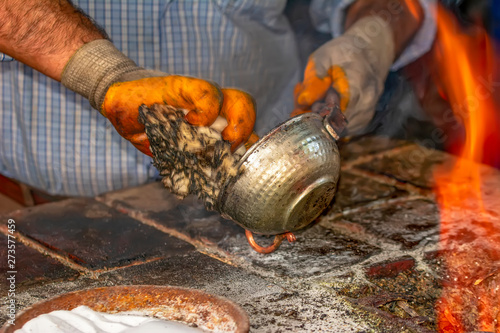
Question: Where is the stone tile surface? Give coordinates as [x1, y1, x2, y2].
[241, 288, 382, 333]
[330, 171, 408, 212]
[0, 251, 382, 333]
[331, 266, 441, 332]
[100, 183, 244, 246]
[101, 180, 385, 280]
[0, 236, 79, 292]
[6, 198, 195, 270]
[338, 136, 410, 162]
[336, 199, 439, 249]
[5, 136, 496, 333]
[100, 252, 285, 300]
[98, 182, 183, 214]
[101, 183, 382, 280]
[222, 224, 381, 278]
[355, 144, 448, 189]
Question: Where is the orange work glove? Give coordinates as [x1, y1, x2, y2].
[219, 88, 257, 152]
[292, 62, 350, 117]
[292, 16, 396, 134]
[102, 75, 224, 156]
[62, 40, 256, 156]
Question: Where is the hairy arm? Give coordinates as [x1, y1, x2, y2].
[345, 0, 424, 58]
[0, 0, 107, 80]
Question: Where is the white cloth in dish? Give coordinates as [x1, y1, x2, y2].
[14, 305, 205, 333]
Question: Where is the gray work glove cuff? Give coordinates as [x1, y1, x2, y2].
[61, 39, 146, 112]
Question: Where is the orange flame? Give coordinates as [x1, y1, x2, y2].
[432, 4, 500, 333]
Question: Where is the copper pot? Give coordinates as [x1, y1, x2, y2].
[217, 107, 346, 252]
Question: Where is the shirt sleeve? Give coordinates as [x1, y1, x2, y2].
[309, 0, 437, 71]
[0, 53, 14, 61]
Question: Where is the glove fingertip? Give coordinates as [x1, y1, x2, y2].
[142, 146, 154, 157]
[129, 133, 153, 157]
[133, 141, 153, 157]
[297, 92, 313, 107]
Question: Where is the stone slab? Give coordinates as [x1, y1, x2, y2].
[221, 224, 381, 278]
[2, 251, 267, 329]
[338, 136, 410, 162]
[99, 182, 244, 246]
[319, 262, 441, 332]
[335, 199, 439, 249]
[5, 198, 195, 270]
[364, 267, 441, 331]
[354, 144, 448, 189]
[330, 171, 408, 213]
[0, 249, 411, 333]
[0, 235, 79, 293]
[95, 252, 282, 298]
[101, 182, 382, 279]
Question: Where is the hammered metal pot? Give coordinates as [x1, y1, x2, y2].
[217, 111, 343, 236]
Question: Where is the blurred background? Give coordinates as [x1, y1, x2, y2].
[286, 0, 500, 169]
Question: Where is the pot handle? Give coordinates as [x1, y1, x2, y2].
[322, 104, 347, 141]
[245, 230, 296, 254]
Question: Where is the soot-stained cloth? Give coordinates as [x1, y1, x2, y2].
[138, 104, 240, 211]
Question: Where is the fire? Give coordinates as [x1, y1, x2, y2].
[432, 4, 500, 333]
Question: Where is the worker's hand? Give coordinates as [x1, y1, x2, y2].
[219, 88, 256, 152]
[102, 75, 224, 156]
[61, 40, 256, 156]
[293, 16, 396, 134]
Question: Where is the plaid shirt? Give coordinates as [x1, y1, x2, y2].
[0, 0, 435, 196]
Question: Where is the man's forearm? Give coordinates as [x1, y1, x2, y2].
[0, 0, 106, 80]
[345, 0, 424, 58]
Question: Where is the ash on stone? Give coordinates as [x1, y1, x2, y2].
[139, 104, 240, 210]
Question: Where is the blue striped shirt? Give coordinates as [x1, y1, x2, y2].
[0, 0, 435, 196]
